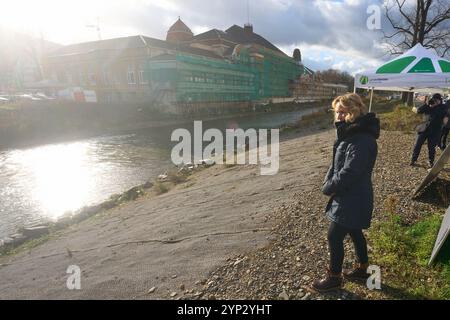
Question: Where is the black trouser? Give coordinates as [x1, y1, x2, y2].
[327, 221, 368, 274]
[412, 131, 440, 164]
[440, 127, 450, 149]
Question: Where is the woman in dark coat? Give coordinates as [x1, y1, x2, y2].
[312, 93, 380, 293]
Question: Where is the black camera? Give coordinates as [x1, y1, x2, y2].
[428, 98, 436, 106]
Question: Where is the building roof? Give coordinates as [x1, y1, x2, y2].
[47, 35, 157, 57]
[193, 29, 236, 43]
[226, 25, 283, 53]
[48, 34, 223, 61]
[47, 22, 286, 61]
[194, 24, 284, 55]
[168, 18, 193, 35]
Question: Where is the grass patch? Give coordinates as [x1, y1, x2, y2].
[369, 212, 450, 299]
[379, 104, 422, 133]
[0, 233, 54, 258]
[167, 169, 188, 184]
[154, 181, 169, 195]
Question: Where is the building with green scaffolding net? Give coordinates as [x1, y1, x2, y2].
[144, 20, 304, 108]
[43, 19, 309, 110]
[146, 44, 302, 105]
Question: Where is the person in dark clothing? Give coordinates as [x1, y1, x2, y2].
[411, 93, 447, 167]
[439, 99, 450, 150]
[312, 93, 380, 293]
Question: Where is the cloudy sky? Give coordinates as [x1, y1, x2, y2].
[1, 0, 396, 75]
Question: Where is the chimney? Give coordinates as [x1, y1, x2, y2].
[244, 23, 253, 35]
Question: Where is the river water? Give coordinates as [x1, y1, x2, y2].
[0, 105, 326, 238]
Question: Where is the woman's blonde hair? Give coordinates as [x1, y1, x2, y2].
[332, 93, 367, 123]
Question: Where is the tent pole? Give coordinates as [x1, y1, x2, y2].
[369, 87, 374, 112]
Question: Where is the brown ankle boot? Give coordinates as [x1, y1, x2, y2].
[312, 268, 343, 293]
[343, 263, 370, 281]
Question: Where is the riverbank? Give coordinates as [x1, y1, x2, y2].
[0, 100, 329, 151]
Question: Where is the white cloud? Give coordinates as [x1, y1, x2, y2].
[345, 0, 362, 6]
[279, 41, 385, 75]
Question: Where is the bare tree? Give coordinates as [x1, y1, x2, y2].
[384, 0, 450, 57]
[315, 69, 354, 90]
[383, 0, 450, 105]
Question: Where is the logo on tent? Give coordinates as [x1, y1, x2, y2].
[359, 75, 369, 85]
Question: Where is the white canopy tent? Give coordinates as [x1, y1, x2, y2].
[354, 43, 450, 111]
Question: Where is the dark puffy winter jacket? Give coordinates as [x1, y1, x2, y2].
[416, 102, 448, 134]
[322, 113, 380, 230]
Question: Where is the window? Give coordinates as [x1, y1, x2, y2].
[138, 64, 148, 84]
[139, 70, 147, 84]
[127, 65, 136, 85]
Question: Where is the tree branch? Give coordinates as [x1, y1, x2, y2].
[396, 0, 416, 26]
[424, 9, 450, 34]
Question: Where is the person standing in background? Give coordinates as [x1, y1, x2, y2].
[411, 93, 447, 167]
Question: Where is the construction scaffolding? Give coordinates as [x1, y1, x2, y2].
[146, 45, 302, 104]
[235, 45, 302, 99]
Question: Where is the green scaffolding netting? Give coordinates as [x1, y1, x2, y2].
[145, 47, 302, 103]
